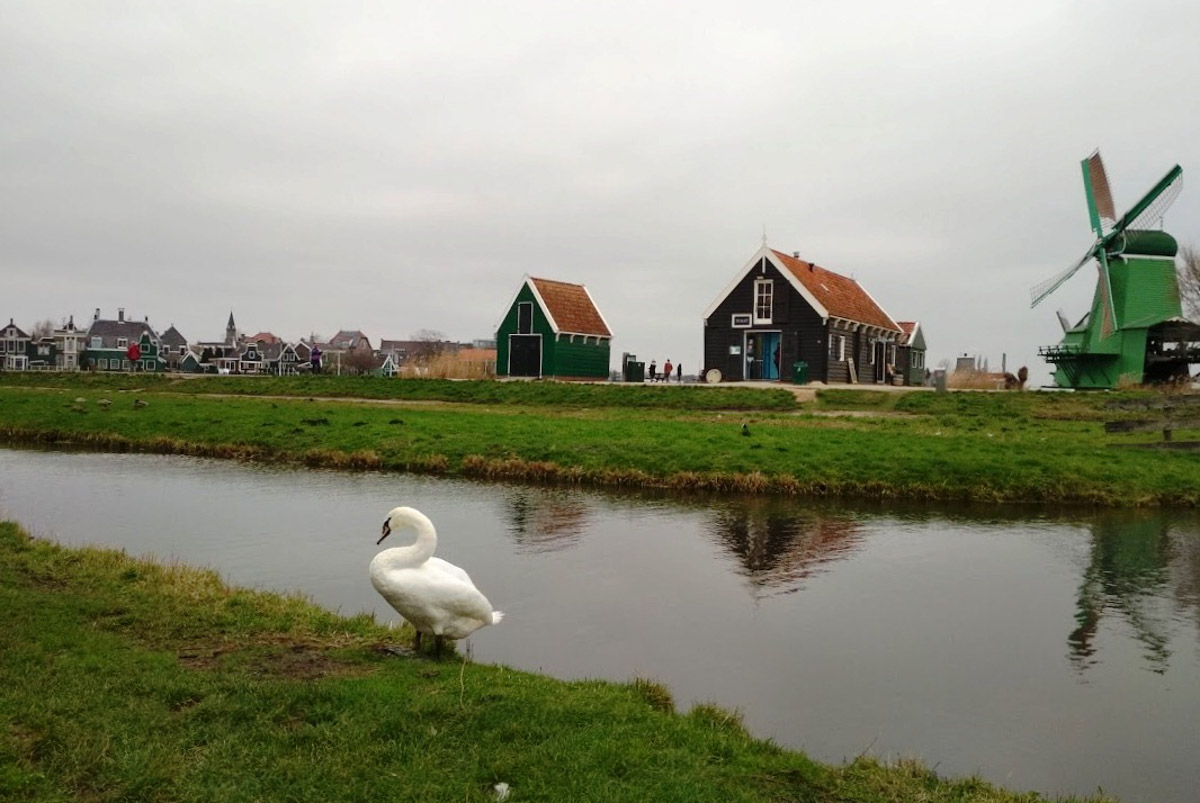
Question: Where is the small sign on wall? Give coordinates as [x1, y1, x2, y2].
[729, 345, 742, 355]
[731, 313, 752, 328]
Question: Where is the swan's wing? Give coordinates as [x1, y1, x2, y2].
[428, 557, 473, 585]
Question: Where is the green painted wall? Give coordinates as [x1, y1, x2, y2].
[85, 332, 165, 373]
[496, 283, 610, 378]
[1049, 255, 1180, 388]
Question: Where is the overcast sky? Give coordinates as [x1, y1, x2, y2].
[5, 1, 1200, 382]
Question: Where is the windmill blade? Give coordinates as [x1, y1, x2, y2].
[1111, 165, 1183, 237]
[1030, 246, 1096, 307]
[1083, 151, 1116, 236]
[1096, 249, 1118, 338]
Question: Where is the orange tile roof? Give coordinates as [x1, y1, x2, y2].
[530, 277, 611, 337]
[896, 321, 917, 345]
[772, 250, 900, 332]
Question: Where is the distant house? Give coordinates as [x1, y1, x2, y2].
[262, 341, 302, 375]
[28, 336, 56, 370]
[159, 325, 188, 371]
[83, 308, 165, 372]
[178, 349, 206, 373]
[328, 330, 373, 353]
[1, 319, 31, 371]
[495, 276, 613, 380]
[895, 321, 928, 386]
[702, 245, 903, 384]
[54, 315, 85, 371]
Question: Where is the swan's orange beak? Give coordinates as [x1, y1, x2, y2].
[377, 519, 391, 545]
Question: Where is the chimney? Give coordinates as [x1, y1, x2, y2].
[118, 308, 125, 322]
[94, 308, 100, 322]
[793, 251, 800, 258]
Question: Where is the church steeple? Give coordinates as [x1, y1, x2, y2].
[226, 311, 238, 346]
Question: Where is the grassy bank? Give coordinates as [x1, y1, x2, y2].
[0, 522, 1112, 802]
[1, 380, 1198, 505]
[0, 372, 799, 411]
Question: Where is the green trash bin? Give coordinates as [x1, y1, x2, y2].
[792, 361, 808, 384]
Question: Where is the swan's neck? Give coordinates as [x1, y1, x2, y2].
[379, 515, 437, 569]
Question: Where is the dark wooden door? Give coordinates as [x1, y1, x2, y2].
[509, 335, 541, 377]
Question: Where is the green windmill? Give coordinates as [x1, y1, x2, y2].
[1031, 151, 1200, 388]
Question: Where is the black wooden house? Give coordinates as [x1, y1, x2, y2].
[702, 246, 904, 384]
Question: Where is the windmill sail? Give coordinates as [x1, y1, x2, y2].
[1084, 151, 1116, 232]
[1031, 247, 1094, 307]
[1119, 166, 1183, 250]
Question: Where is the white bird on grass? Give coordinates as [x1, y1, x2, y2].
[369, 506, 504, 656]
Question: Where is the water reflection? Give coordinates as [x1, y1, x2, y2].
[1070, 512, 1196, 673]
[5, 449, 1200, 801]
[702, 498, 864, 596]
[503, 489, 591, 553]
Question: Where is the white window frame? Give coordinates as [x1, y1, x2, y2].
[838, 335, 846, 362]
[91, 336, 102, 349]
[117, 337, 128, 348]
[99, 358, 108, 369]
[753, 279, 773, 324]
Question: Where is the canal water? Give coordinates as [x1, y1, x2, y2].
[2, 447, 1198, 803]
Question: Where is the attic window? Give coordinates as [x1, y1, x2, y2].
[517, 302, 533, 335]
[754, 279, 773, 323]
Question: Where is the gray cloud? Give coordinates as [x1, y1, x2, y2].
[5, 1, 1200, 382]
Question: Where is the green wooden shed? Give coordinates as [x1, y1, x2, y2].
[496, 276, 613, 379]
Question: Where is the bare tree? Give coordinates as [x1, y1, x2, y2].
[1179, 245, 1200, 319]
[341, 347, 379, 375]
[30, 318, 55, 339]
[409, 329, 449, 363]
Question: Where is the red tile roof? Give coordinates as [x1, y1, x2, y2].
[530, 277, 611, 337]
[772, 250, 900, 332]
[896, 321, 917, 345]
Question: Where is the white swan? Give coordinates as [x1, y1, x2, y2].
[369, 506, 504, 655]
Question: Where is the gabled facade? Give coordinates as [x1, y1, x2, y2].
[495, 276, 613, 380]
[159, 325, 188, 371]
[54, 315, 85, 371]
[1, 319, 31, 371]
[83, 309, 166, 372]
[895, 322, 928, 386]
[703, 246, 903, 384]
[28, 337, 57, 369]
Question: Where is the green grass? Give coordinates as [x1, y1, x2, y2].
[1, 380, 1199, 505]
[0, 372, 799, 411]
[0, 522, 1113, 802]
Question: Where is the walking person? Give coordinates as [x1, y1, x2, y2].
[676, 362, 682, 383]
[649, 359, 657, 382]
[663, 359, 673, 384]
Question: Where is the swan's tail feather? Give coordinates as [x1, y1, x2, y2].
[491, 611, 505, 625]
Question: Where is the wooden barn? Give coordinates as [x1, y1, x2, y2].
[496, 276, 613, 379]
[702, 245, 904, 384]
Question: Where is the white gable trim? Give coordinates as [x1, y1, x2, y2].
[524, 277, 562, 334]
[580, 283, 614, 339]
[702, 245, 830, 322]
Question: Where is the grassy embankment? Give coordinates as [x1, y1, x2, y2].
[1, 374, 1198, 505]
[0, 521, 1113, 802]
